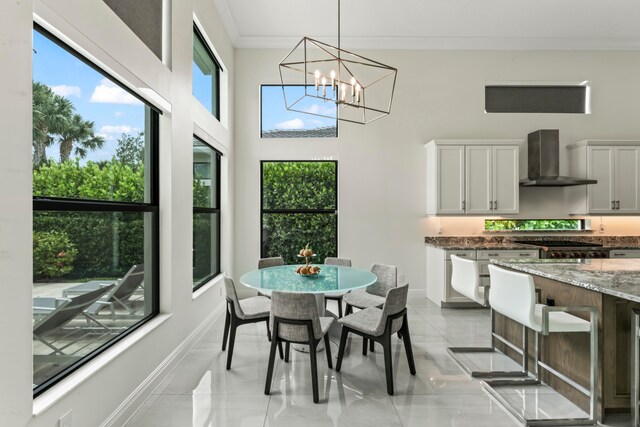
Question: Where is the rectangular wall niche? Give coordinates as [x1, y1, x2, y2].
[485, 83, 589, 114]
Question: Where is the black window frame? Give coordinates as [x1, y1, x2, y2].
[260, 160, 338, 260]
[260, 84, 339, 139]
[193, 24, 221, 120]
[32, 24, 160, 398]
[192, 135, 222, 290]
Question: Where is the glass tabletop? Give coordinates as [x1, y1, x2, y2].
[239, 265, 376, 294]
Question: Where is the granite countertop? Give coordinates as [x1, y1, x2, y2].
[425, 241, 538, 250]
[491, 258, 640, 303]
[424, 236, 640, 251]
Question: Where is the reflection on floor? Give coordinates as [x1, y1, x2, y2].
[125, 298, 630, 427]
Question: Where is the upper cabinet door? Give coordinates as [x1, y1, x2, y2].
[465, 146, 492, 214]
[436, 145, 465, 214]
[615, 146, 640, 213]
[587, 146, 615, 214]
[492, 145, 519, 214]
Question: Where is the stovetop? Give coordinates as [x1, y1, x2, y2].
[514, 240, 603, 248]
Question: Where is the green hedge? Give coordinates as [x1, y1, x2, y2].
[33, 160, 147, 279]
[261, 162, 337, 265]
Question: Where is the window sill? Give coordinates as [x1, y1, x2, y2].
[33, 313, 172, 416]
[192, 273, 223, 300]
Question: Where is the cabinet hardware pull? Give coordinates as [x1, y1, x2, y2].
[489, 201, 493, 210]
[611, 200, 615, 209]
[519, 253, 531, 256]
[461, 200, 465, 210]
[613, 253, 624, 256]
[494, 200, 497, 210]
[616, 200, 620, 210]
[488, 253, 499, 256]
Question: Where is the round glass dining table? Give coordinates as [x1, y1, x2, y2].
[239, 264, 376, 295]
[240, 265, 376, 351]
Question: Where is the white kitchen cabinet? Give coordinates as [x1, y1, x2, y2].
[426, 247, 539, 307]
[426, 140, 521, 215]
[568, 141, 640, 214]
[610, 249, 640, 258]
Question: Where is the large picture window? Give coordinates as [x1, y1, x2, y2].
[261, 85, 338, 138]
[261, 161, 337, 264]
[193, 137, 221, 289]
[193, 24, 221, 119]
[32, 26, 159, 396]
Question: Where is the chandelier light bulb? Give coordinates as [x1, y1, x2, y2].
[321, 77, 327, 97]
[314, 70, 320, 92]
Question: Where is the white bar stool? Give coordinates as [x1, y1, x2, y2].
[632, 308, 640, 427]
[484, 265, 598, 426]
[447, 255, 531, 380]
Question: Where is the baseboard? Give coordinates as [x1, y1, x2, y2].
[101, 303, 225, 427]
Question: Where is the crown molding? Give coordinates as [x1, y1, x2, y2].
[234, 35, 640, 51]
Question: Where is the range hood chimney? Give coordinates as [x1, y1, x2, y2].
[519, 129, 597, 187]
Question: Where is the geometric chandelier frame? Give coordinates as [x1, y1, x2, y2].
[278, 0, 398, 125]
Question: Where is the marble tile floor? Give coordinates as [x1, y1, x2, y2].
[125, 298, 630, 427]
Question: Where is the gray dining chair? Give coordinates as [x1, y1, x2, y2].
[336, 284, 415, 395]
[222, 275, 274, 370]
[264, 291, 334, 403]
[258, 256, 285, 269]
[324, 257, 352, 318]
[257, 256, 285, 298]
[343, 263, 398, 315]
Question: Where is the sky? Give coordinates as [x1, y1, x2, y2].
[32, 30, 145, 163]
[261, 85, 337, 134]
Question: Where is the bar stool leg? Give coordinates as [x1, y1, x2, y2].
[632, 308, 640, 427]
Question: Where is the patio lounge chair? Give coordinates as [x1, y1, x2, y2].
[33, 284, 116, 356]
[85, 264, 145, 317]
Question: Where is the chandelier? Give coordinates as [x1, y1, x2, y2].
[278, 0, 398, 125]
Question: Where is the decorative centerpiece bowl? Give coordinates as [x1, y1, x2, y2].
[295, 244, 321, 277]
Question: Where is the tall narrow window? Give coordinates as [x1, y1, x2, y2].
[193, 25, 221, 119]
[193, 137, 221, 289]
[261, 161, 338, 264]
[32, 25, 159, 396]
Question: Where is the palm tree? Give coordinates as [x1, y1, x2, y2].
[32, 82, 73, 166]
[58, 114, 105, 162]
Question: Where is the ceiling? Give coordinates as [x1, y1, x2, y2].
[212, 0, 640, 50]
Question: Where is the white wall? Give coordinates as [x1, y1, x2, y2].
[0, 0, 234, 425]
[234, 48, 640, 293]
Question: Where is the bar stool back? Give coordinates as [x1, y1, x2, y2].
[447, 256, 530, 379]
[450, 254, 486, 306]
[485, 265, 598, 426]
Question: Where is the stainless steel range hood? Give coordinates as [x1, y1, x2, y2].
[519, 130, 597, 187]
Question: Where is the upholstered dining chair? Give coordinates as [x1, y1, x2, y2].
[222, 275, 274, 370]
[257, 256, 285, 298]
[343, 263, 398, 315]
[336, 284, 415, 395]
[258, 256, 285, 269]
[264, 291, 334, 403]
[343, 263, 398, 351]
[324, 257, 352, 318]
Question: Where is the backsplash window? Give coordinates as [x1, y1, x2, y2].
[485, 219, 585, 231]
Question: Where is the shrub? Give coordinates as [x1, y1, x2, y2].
[33, 230, 78, 279]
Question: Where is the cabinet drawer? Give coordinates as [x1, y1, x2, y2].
[477, 249, 539, 260]
[445, 250, 476, 260]
[610, 249, 640, 258]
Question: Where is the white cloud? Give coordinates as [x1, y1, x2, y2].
[114, 111, 124, 117]
[99, 125, 137, 134]
[50, 85, 81, 98]
[276, 118, 305, 130]
[90, 79, 142, 105]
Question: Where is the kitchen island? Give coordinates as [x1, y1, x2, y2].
[491, 258, 640, 418]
